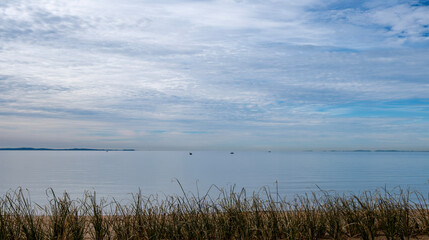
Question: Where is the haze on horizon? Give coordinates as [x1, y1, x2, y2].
[1, 0, 429, 151]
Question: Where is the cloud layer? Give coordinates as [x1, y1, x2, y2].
[1, 0, 429, 150]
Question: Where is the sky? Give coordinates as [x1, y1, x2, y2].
[0, 0, 429, 151]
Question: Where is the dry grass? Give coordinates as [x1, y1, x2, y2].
[1, 184, 429, 239]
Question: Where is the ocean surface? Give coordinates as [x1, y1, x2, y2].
[1, 151, 429, 203]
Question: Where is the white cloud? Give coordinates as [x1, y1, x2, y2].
[0, 0, 428, 149]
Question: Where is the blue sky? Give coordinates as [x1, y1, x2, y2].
[0, 0, 428, 150]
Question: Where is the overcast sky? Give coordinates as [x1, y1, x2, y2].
[0, 0, 428, 150]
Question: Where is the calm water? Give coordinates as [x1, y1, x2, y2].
[1, 151, 429, 203]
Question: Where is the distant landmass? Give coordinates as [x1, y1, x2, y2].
[324, 150, 429, 152]
[0, 147, 135, 151]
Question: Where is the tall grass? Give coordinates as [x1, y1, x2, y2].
[1, 185, 429, 239]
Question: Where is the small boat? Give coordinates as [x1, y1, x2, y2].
[189, 152, 192, 155]
[230, 152, 234, 154]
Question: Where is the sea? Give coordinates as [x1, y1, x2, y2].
[1, 151, 429, 203]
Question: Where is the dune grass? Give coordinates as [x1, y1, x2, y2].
[1, 185, 429, 239]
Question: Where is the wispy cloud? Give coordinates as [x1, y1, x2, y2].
[0, 0, 428, 150]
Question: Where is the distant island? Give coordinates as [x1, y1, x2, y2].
[0, 148, 135, 151]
